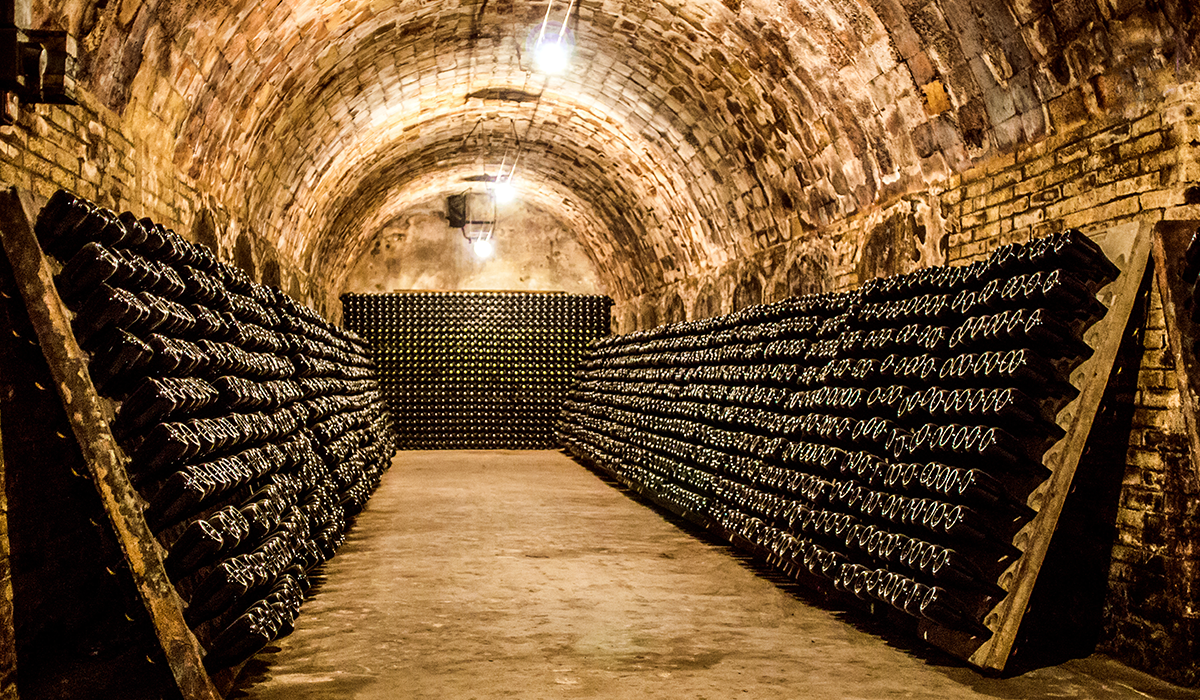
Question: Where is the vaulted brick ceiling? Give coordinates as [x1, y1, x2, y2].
[58, 0, 1195, 300]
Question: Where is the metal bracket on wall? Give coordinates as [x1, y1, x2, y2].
[0, 0, 77, 125]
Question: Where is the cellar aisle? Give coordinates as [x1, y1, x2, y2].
[231, 451, 1194, 700]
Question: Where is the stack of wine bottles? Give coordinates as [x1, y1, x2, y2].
[34, 190, 396, 670]
[343, 291, 611, 449]
[558, 230, 1117, 641]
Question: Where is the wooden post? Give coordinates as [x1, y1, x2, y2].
[0, 187, 220, 700]
[1149, 220, 1200, 481]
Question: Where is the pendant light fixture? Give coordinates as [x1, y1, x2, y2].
[533, 0, 576, 75]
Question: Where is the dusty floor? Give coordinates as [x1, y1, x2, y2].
[232, 450, 1198, 700]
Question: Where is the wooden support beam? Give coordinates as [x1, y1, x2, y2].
[0, 187, 220, 700]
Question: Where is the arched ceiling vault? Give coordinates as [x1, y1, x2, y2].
[35, 0, 1197, 301]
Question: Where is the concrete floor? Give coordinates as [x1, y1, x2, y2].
[232, 450, 1199, 700]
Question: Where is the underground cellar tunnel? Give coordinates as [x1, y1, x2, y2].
[1, 0, 1200, 697]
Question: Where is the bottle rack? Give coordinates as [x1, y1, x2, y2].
[343, 291, 611, 450]
[0, 186, 395, 698]
[558, 222, 1150, 672]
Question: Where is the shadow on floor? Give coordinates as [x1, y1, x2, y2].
[579, 460, 1198, 700]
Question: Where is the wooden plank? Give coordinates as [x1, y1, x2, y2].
[962, 221, 1152, 671]
[1149, 221, 1200, 481]
[0, 187, 221, 700]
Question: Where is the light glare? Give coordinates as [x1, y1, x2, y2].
[493, 180, 516, 204]
[473, 237, 495, 259]
[535, 39, 570, 75]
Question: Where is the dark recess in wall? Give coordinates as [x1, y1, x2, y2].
[641, 303, 658, 329]
[234, 233, 256, 280]
[786, 253, 830, 298]
[663, 292, 685, 324]
[733, 275, 762, 311]
[857, 210, 919, 284]
[262, 256, 282, 288]
[191, 209, 220, 258]
[693, 283, 720, 320]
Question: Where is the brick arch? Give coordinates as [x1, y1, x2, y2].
[733, 272, 763, 311]
[44, 0, 1198, 308]
[693, 282, 722, 320]
[300, 95, 713, 301]
[61, 1, 925, 294]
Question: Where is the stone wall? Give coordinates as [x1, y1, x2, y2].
[342, 196, 606, 301]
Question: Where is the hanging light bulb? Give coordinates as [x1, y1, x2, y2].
[472, 236, 495, 259]
[534, 38, 570, 75]
[492, 179, 516, 204]
[532, 0, 575, 75]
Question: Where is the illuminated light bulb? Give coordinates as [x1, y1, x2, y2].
[473, 237, 495, 259]
[534, 39, 570, 75]
[493, 180, 516, 204]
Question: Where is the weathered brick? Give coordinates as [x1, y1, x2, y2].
[1057, 140, 1090, 164]
[1060, 195, 1142, 230]
[1115, 526, 1145, 547]
[1120, 131, 1166, 159]
[982, 184, 1015, 208]
[1166, 205, 1200, 220]
[984, 152, 1018, 175]
[1141, 188, 1180, 211]
[1042, 159, 1084, 188]
[1023, 154, 1055, 178]
[1132, 112, 1162, 137]
[964, 178, 991, 201]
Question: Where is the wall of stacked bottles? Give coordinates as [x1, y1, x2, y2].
[558, 230, 1120, 664]
[31, 190, 396, 671]
[343, 291, 611, 449]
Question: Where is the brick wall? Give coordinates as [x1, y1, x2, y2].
[618, 80, 1200, 334]
[0, 94, 318, 311]
[941, 100, 1197, 266]
[1101, 283, 1200, 685]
